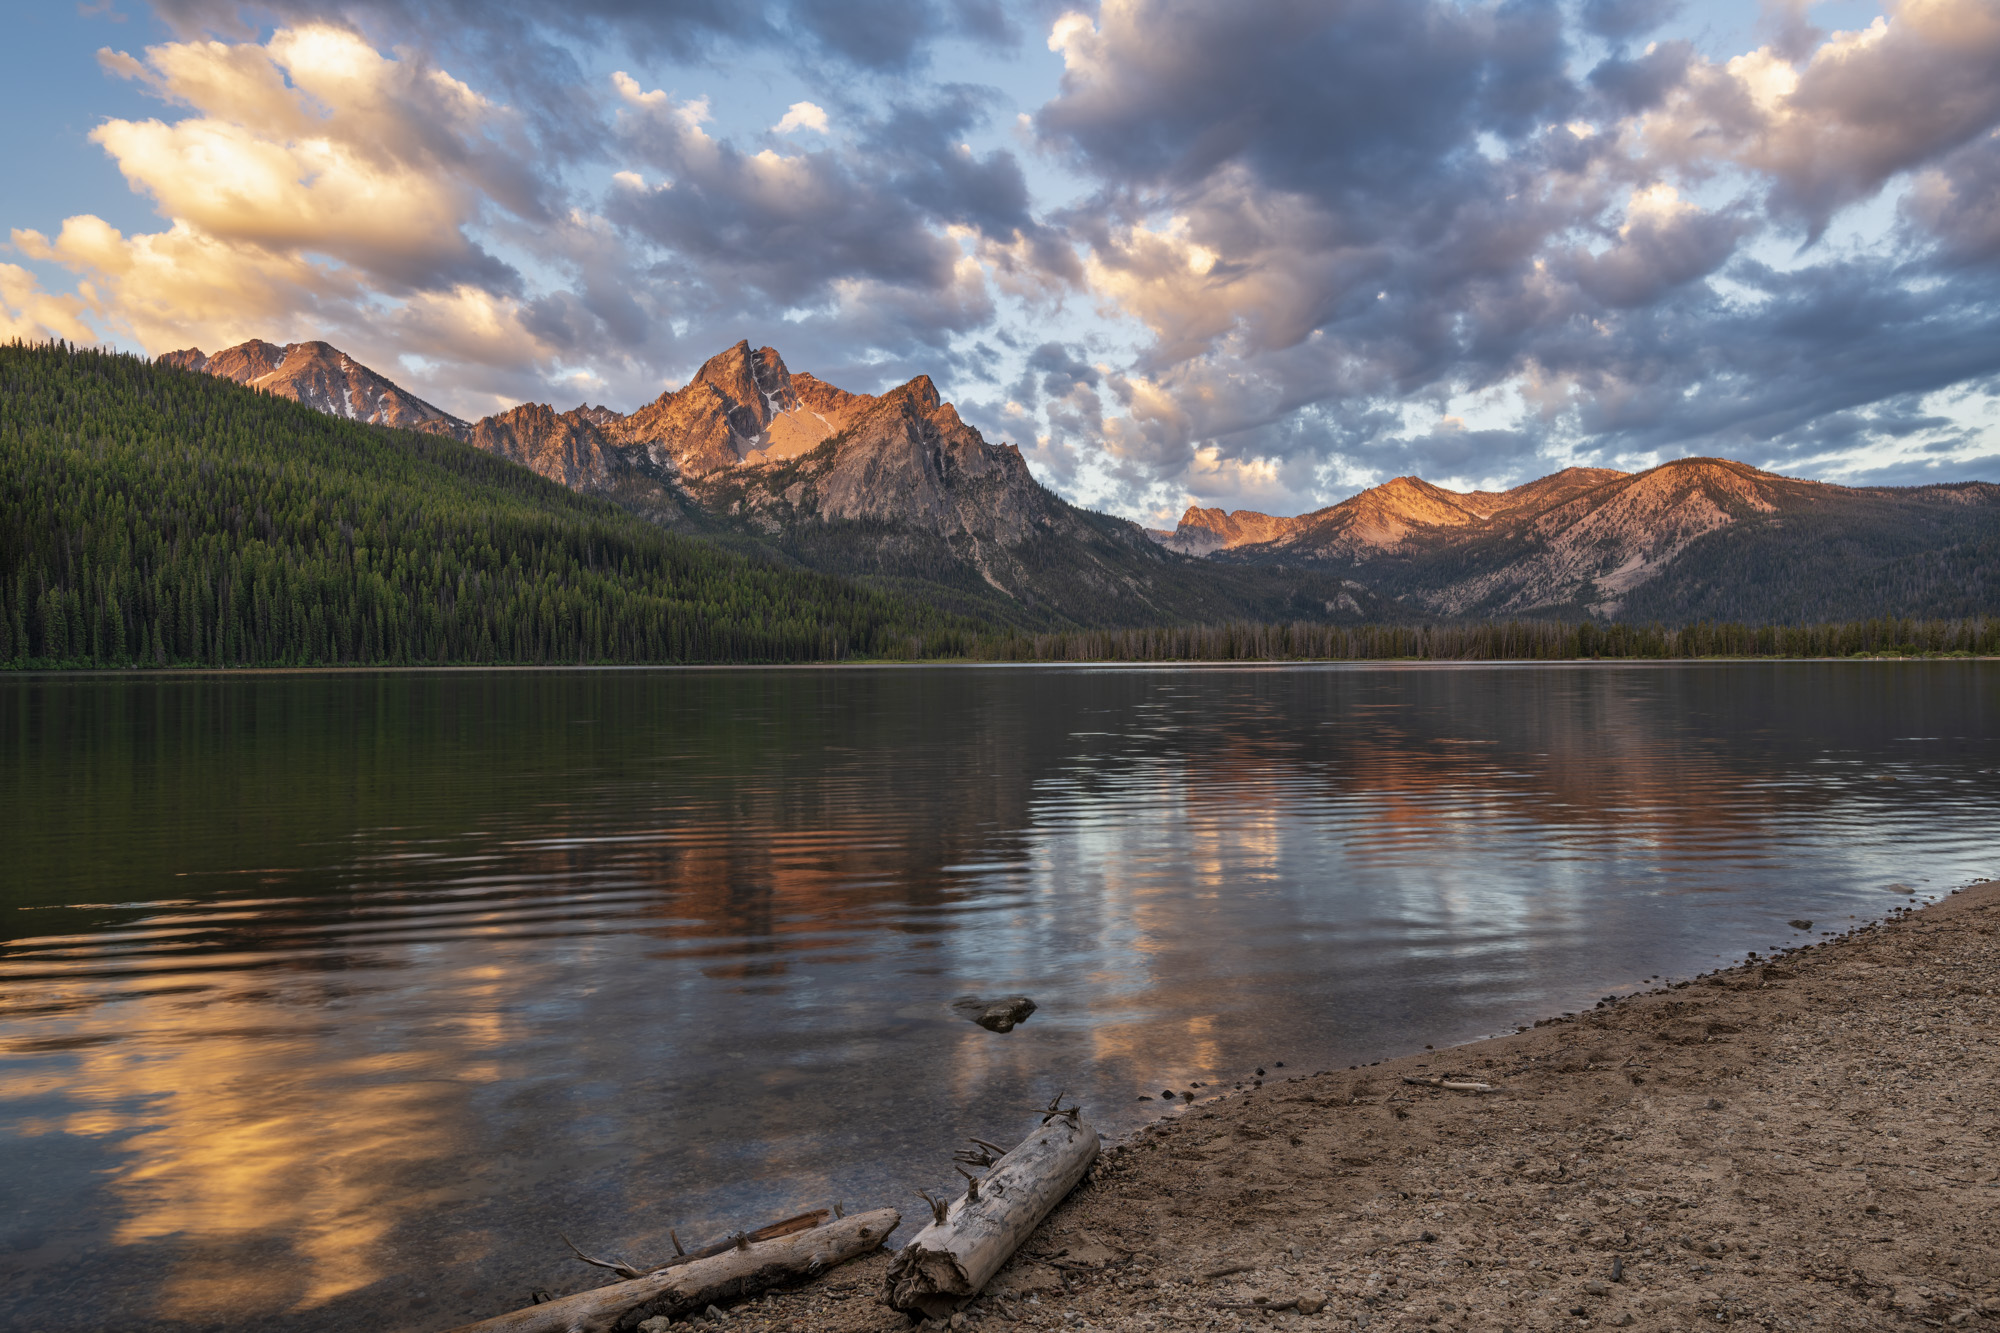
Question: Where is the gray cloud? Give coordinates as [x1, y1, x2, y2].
[1038, 0, 1575, 198]
[1578, 0, 1682, 40]
[1587, 41, 1694, 114]
[147, 0, 1013, 69]
[94, 0, 2000, 513]
[1756, 4, 2000, 235]
[1026, 341, 1099, 398]
[1564, 203, 1751, 308]
[1019, 0, 2000, 517]
[1903, 131, 2000, 266]
[600, 82, 1048, 363]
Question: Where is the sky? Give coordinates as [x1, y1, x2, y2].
[3, 0, 1999, 524]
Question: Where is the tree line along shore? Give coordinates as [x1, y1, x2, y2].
[7, 342, 1998, 670]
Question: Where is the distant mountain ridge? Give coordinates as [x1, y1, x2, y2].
[160, 338, 1381, 629]
[1160, 467, 1632, 560]
[158, 338, 2000, 625]
[1171, 459, 2000, 621]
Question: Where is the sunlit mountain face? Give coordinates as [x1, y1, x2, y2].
[149, 334, 2000, 624]
[3, 0, 1997, 526]
[1165, 459, 2000, 621]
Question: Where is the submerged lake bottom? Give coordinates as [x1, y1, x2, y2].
[1, 661, 1995, 1331]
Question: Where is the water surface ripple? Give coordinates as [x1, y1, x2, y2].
[2, 663, 1995, 1330]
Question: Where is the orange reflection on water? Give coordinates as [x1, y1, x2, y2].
[4, 663, 1994, 1333]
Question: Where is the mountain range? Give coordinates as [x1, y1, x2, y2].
[155, 339, 1382, 628]
[1163, 461, 2000, 623]
[158, 338, 2000, 626]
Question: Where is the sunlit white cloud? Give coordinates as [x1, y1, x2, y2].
[772, 100, 828, 134]
[0, 262, 97, 343]
[6, 23, 570, 405]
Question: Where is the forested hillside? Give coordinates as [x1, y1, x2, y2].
[0, 343, 977, 667]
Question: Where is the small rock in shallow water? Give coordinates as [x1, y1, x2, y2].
[1887, 883, 1915, 894]
[1789, 919, 1813, 930]
[951, 995, 1037, 1032]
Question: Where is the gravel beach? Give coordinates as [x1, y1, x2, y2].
[674, 880, 2000, 1333]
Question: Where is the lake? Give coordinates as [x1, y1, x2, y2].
[2, 662, 1995, 1331]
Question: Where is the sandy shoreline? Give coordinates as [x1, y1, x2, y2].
[666, 881, 1999, 1333]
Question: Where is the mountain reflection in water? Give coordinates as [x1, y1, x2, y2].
[2, 663, 1994, 1331]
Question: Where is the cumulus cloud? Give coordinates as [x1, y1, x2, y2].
[1021, 0, 2000, 516]
[1562, 184, 1750, 308]
[149, 0, 1027, 73]
[12, 24, 565, 384]
[602, 75, 1061, 356]
[1903, 130, 2000, 264]
[1634, 1, 2000, 236]
[12, 0, 1998, 518]
[2, 7, 1089, 420]
[772, 101, 829, 134]
[93, 27, 529, 291]
[0, 264, 96, 343]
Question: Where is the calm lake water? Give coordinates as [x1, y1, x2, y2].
[3, 662, 1996, 1331]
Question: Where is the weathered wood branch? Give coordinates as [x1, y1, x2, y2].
[1401, 1075, 1497, 1092]
[443, 1208, 899, 1333]
[561, 1209, 830, 1281]
[884, 1110, 1100, 1318]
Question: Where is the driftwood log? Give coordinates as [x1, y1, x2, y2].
[884, 1107, 1100, 1318]
[563, 1209, 831, 1279]
[444, 1208, 900, 1333]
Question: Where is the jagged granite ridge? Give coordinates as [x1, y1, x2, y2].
[158, 338, 1999, 625]
[159, 340, 467, 435]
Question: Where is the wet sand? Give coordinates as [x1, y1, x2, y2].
[663, 880, 1999, 1333]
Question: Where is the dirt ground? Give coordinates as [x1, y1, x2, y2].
[641, 882, 2000, 1332]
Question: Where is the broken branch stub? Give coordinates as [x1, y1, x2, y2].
[563, 1210, 830, 1281]
[884, 1111, 1100, 1319]
[443, 1208, 899, 1333]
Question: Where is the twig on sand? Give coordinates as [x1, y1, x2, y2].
[1401, 1075, 1498, 1092]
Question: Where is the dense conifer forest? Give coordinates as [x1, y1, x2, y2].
[0, 343, 978, 667]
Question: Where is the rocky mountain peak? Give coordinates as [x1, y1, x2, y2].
[689, 341, 797, 422]
[611, 341, 831, 474]
[157, 337, 463, 434]
[886, 374, 942, 411]
[1162, 506, 1298, 556]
